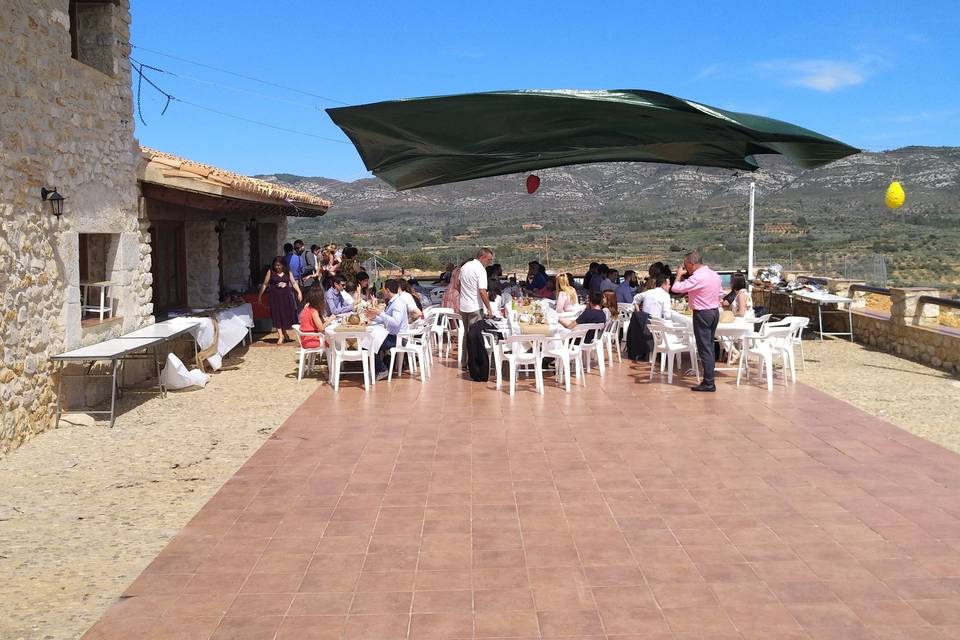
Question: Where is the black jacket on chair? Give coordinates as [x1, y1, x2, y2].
[467, 320, 496, 382]
[625, 310, 653, 361]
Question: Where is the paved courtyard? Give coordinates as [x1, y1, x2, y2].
[81, 356, 960, 640]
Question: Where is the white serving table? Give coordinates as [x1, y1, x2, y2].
[51, 337, 165, 428]
[180, 303, 254, 370]
[791, 291, 854, 342]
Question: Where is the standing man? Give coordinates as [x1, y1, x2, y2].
[460, 248, 495, 329]
[301, 243, 319, 290]
[288, 239, 306, 289]
[671, 250, 723, 392]
[459, 248, 495, 366]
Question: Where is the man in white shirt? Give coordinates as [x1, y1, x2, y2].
[364, 279, 408, 380]
[458, 247, 495, 370]
[459, 247, 495, 329]
[633, 274, 672, 320]
[398, 283, 424, 323]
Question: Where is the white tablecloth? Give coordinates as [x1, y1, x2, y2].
[184, 303, 254, 371]
[324, 323, 389, 354]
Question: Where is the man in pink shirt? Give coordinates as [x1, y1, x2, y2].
[672, 251, 723, 392]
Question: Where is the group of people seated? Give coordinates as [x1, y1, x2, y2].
[264, 241, 753, 387]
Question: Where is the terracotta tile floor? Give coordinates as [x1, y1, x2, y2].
[83, 358, 960, 639]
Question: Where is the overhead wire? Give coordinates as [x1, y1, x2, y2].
[130, 56, 327, 111]
[129, 60, 352, 144]
[130, 43, 350, 105]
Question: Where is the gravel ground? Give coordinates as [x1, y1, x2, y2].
[0, 337, 958, 639]
[0, 341, 321, 640]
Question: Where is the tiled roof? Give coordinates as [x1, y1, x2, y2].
[139, 147, 331, 214]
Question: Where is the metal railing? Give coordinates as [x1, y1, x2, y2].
[848, 284, 891, 296]
[918, 295, 960, 312]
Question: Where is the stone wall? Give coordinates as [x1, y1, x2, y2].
[184, 220, 219, 308]
[221, 221, 251, 291]
[755, 284, 960, 375]
[0, 1, 149, 454]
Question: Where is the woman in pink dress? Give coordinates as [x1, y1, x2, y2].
[441, 262, 464, 312]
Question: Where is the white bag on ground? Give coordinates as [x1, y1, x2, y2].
[160, 353, 209, 390]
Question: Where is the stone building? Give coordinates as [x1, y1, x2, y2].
[0, 1, 330, 454]
[139, 148, 329, 314]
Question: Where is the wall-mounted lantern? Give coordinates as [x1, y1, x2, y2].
[246, 216, 257, 232]
[41, 187, 66, 217]
[214, 217, 228, 234]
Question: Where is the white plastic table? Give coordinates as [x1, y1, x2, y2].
[325, 323, 388, 384]
[51, 337, 165, 428]
[791, 292, 854, 342]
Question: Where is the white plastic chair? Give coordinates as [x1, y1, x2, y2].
[543, 329, 588, 392]
[496, 334, 544, 395]
[787, 316, 809, 370]
[618, 304, 634, 350]
[424, 307, 451, 360]
[602, 317, 623, 365]
[327, 331, 372, 391]
[737, 325, 795, 391]
[648, 320, 699, 384]
[292, 323, 326, 382]
[579, 322, 608, 377]
[443, 312, 466, 366]
[388, 322, 431, 382]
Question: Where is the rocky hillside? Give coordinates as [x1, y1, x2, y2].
[260, 146, 960, 290]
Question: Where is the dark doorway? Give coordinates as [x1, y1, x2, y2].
[150, 220, 187, 312]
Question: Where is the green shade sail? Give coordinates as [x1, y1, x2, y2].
[326, 89, 859, 191]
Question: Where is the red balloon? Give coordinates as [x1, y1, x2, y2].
[526, 174, 540, 194]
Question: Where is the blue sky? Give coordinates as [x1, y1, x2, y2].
[130, 0, 960, 181]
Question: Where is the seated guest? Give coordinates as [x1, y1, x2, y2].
[527, 261, 548, 290]
[633, 273, 672, 319]
[343, 281, 358, 308]
[723, 272, 753, 318]
[533, 275, 555, 299]
[487, 263, 503, 283]
[602, 290, 619, 321]
[645, 261, 665, 290]
[298, 286, 335, 349]
[487, 279, 505, 318]
[325, 274, 354, 316]
[354, 271, 376, 303]
[616, 270, 638, 303]
[399, 280, 424, 322]
[597, 267, 616, 293]
[364, 279, 408, 380]
[559, 291, 607, 341]
[555, 273, 578, 313]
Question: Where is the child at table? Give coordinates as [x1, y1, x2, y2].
[298, 287, 334, 349]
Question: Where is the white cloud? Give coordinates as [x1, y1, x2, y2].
[694, 63, 723, 80]
[759, 58, 870, 92]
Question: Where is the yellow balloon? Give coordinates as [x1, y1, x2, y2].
[885, 180, 905, 209]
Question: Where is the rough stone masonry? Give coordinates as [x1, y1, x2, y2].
[1, 1, 152, 453]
